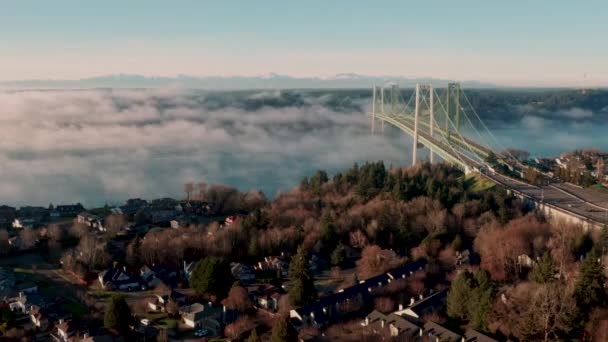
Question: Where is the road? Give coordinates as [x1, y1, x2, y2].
[484, 172, 608, 226]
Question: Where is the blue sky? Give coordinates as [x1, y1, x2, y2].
[2, 1, 607, 86]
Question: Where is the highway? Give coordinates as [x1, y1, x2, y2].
[483, 172, 608, 226]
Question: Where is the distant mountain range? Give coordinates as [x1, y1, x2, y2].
[0, 73, 496, 89]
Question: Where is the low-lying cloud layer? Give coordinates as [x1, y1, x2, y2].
[0, 89, 606, 207]
[0, 89, 410, 206]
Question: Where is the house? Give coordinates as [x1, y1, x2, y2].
[224, 216, 237, 227]
[98, 267, 144, 291]
[140, 264, 179, 288]
[455, 250, 471, 266]
[77, 212, 105, 232]
[248, 284, 285, 311]
[147, 209, 178, 225]
[394, 289, 448, 323]
[150, 198, 179, 210]
[78, 333, 116, 342]
[51, 319, 75, 342]
[464, 329, 499, 342]
[8, 292, 28, 313]
[148, 290, 187, 312]
[231, 262, 255, 283]
[290, 259, 427, 328]
[0, 205, 17, 226]
[30, 305, 50, 331]
[53, 204, 85, 217]
[120, 198, 148, 217]
[179, 302, 226, 331]
[362, 310, 421, 338]
[110, 207, 123, 215]
[18, 206, 49, 221]
[255, 256, 289, 277]
[7, 291, 50, 315]
[12, 218, 36, 229]
[423, 321, 462, 342]
[309, 254, 328, 272]
[170, 215, 197, 229]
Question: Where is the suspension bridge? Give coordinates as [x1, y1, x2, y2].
[369, 83, 608, 228]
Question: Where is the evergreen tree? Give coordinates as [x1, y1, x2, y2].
[288, 245, 318, 307]
[330, 244, 346, 267]
[247, 328, 261, 342]
[531, 252, 556, 283]
[310, 170, 328, 194]
[571, 233, 594, 259]
[320, 211, 338, 254]
[574, 253, 608, 314]
[270, 317, 298, 342]
[448, 270, 495, 331]
[452, 235, 464, 252]
[104, 294, 133, 335]
[299, 176, 309, 191]
[469, 270, 494, 332]
[189, 257, 234, 298]
[447, 272, 473, 320]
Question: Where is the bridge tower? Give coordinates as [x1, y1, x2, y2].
[413, 84, 420, 164]
[371, 85, 376, 134]
[429, 85, 434, 163]
[445, 82, 461, 136]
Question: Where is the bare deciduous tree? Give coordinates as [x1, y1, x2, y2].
[223, 286, 253, 312]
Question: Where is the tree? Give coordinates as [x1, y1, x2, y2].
[104, 295, 133, 335]
[531, 252, 555, 283]
[247, 328, 261, 342]
[19, 228, 37, 249]
[356, 245, 406, 280]
[469, 270, 494, 331]
[189, 257, 233, 299]
[223, 286, 253, 312]
[320, 212, 338, 254]
[574, 253, 607, 315]
[331, 244, 346, 267]
[447, 270, 494, 331]
[270, 317, 298, 342]
[447, 272, 473, 320]
[485, 151, 498, 165]
[288, 245, 317, 307]
[104, 214, 127, 236]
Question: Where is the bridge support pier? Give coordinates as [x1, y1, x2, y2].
[412, 84, 420, 165]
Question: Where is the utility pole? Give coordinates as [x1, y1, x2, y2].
[413, 83, 420, 165]
[429, 85, 434, 163]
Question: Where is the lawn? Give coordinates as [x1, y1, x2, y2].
[157, 317, 179, 328]
[60, 302, 89, 318]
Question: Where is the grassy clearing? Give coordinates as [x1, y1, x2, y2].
[464, 173, 495, 193]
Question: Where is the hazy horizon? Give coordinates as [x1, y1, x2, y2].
[3, 1, 608, 87]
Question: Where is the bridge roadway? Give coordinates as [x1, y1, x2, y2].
[373, 113, 608, 227]
[481, 172, 608, 226]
